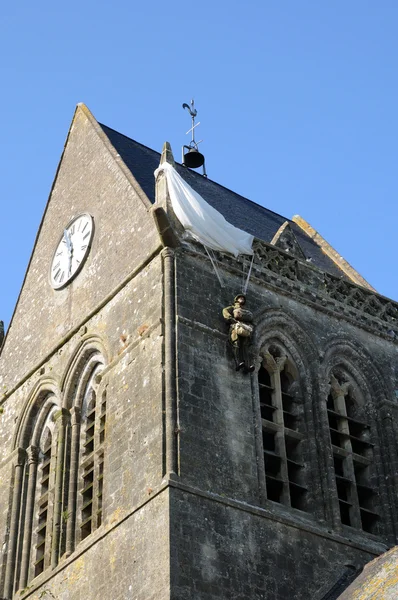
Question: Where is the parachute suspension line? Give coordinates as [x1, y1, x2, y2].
[241, 255, 246, 293]
[203, 245, 225, 288]
[242, 253, 255, 295]
[202, 245, 254, 292]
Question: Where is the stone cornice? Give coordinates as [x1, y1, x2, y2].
[180, 239, 398, 344]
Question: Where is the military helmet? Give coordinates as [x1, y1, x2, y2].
[234, 294, 246, 303]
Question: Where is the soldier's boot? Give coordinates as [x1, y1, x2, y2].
[233, 345, 245, 371]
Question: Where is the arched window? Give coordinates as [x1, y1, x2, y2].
[258, 346, 309, 511]
[4, 348, 107, 598]
[64, 353, 106, 554]
[78, 362, 106, 541]
[4, 395, 59, 598]
[81, 389, 97, 540]
[327, 373, 379, 534]
[34, 416, 57, 577]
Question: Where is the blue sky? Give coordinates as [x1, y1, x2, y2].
[1, 2, 397, 329]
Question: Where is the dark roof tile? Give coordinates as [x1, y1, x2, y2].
[100, 123, 345, 278]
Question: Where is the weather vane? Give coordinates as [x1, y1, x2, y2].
[182, 99, 207, 176]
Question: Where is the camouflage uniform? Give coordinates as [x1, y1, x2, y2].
[222, 295, 254, 373]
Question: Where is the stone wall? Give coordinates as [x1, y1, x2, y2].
[0, 105, 160, 394]
[170, 487, 377, 600]
[171, 245, 398, 598]
[2, 103, 398, 599]
[0, 253, 166, 599]
[17, 489, 170, 600]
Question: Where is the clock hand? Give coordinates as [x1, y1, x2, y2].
[63, 229, 73, 253]
[63, 229, 74, 276]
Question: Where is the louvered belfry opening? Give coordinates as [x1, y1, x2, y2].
[78, 360, 107, 544]
[97, 390, 107, 527]
[258, 347, 308, 511]
[81, 390, 96, 540]
[34, 424, 55, 578]
[327, 373, 379, 534]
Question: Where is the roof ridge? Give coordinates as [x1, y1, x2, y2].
[99, 122, 290, 224]
[99, 123, 162, 157]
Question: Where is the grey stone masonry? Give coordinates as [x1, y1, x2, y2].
[1, 105, 397, 600]
[0, 106, 170, 600]
[169, 241, 397, 599]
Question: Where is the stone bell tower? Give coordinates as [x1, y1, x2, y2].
[0, 104, 397, 600]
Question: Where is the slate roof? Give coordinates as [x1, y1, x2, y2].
[100, 123, 345, 278]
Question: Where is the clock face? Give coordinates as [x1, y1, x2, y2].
[50, 213, 94, 289]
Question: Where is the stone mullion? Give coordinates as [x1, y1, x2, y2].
[333, 394, 352, 450]
[65, 407, 81, 557]
[334, 392, 361, 529]
[19, 446, 39, 590]
[319, 382, 341, 529]
[271, 369, 290, 506]
[51, 408, 69, 568]
[317, 383, 340, 526]
[4, 448, 26, 600]
[251, 372, 267, 506]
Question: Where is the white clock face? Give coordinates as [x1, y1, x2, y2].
[50, 213, 94, 289]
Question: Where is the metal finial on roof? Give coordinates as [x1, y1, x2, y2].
[182, 99, 207, 176]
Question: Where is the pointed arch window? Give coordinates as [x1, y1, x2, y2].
[327, 373, 379, 534]
[64, 355, 106, 554]
[258, 346, 309, 511]
[79, 364, 106, 541]
[79, 386, 107, 538]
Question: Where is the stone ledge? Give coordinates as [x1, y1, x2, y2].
[12, 474, 388, 599]
[167, 478, 389, 557]
[177, 315, 227, 341]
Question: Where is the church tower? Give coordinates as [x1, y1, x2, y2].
[0, 104, 397, 600]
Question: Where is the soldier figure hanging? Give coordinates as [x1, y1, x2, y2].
[223, 295, 255, 373]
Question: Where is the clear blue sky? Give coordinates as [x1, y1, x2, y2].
[1, 2, 397, 329]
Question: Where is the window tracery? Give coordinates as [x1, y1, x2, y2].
[327, 372, 379, 533]
[64, 355, 106, 551]
[5, 348, 107, 598]
[5, 397, 59, 597]
[34, 420, 56, 577]
[258, 346, 309, 511]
